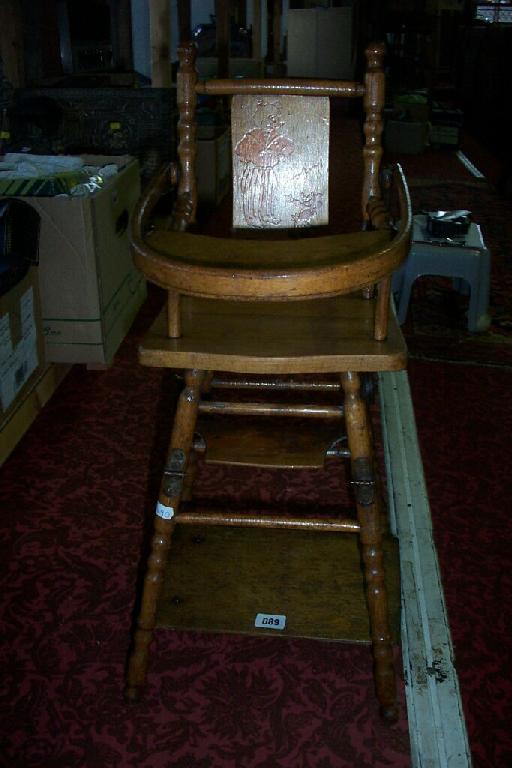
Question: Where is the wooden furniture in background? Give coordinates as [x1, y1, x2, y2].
[127, 41, 411, 722]
[215, 0, 230, 78]
[149, 0, 171, 87]
[251, 0, 262, 59]
[287, 6, 354, 79]
[0, 0, 25, 87]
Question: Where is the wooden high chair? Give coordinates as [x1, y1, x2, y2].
[126, 42, 411, 722]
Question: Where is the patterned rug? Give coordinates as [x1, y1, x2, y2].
[2, 117, 510, 768]
[0, 295, 411, 768]
[409, 360, 512, 768]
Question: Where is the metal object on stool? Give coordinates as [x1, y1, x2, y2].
[392, 214, 491, 332]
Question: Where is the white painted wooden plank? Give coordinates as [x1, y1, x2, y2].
[379, 370, 472, 768]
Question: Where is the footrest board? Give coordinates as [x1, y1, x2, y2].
[156, 523, 400, 643]
[197, 415, 346, 468]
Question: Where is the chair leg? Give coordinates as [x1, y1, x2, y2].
[341, 371, 398, 722]
[181, 447, 198, 502]
[125, 369, 205, 701]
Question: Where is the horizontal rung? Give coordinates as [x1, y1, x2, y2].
[198, 402, 344, 418]
[196, 79, 365, 98]
[211, 377, 342, 392]
[175, 510, 360, 533]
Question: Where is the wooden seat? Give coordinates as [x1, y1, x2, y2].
[140, 295, 407, 373]
[126, 41, 412, 723]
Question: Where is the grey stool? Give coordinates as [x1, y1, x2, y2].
[392, 214, 491, 332]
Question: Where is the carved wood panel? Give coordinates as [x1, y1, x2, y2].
[231, 95, 329, 229]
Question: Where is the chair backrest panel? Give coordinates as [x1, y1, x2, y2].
[174, 42, 387, 231]
[231, 95, 329, 229]
[132, 42, 412, 339]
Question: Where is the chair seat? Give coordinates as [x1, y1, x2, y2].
[135, 227, 404, 300]
[139, 295, 407, 374]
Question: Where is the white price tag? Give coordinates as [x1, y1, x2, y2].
[254, 613, 286, 631]
[155, 502, 174, 520]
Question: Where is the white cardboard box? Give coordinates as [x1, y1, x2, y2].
[385, 120, 429, 154]
[0, 266, 45, 424]
[8, 156, 146, 364]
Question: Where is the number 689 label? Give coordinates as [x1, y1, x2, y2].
[254, 613, 286, 630]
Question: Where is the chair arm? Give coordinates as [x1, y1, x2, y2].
[367, 164, 412, 238]
[131, 162, 178, 243]
[367, 195, 392, 230]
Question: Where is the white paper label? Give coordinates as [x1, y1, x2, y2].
[155, 502, 175, 520]
[254, 613, 286, 631]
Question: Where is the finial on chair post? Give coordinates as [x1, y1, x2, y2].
[175, 43, 198, 230]
[365, 42, 386, 73]
[177, 41, 197, 72]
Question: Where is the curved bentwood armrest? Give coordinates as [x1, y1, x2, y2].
[386, 164, 412, 254]
[131, 162, 411, 312]
[371, 164, 412, 340]
[369, 164, 412, 236]
[132, 161, 179, 243]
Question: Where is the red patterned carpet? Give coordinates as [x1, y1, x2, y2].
[408, 360, 512, 768]
[0, 299, 411, 768]
[2, 118, 512, 767]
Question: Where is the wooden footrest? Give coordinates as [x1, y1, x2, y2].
[156, 524, 400, 643]
[196, 415, 347, 468]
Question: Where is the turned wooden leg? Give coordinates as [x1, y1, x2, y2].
[341, 371, 398, 722]
[125, 369, 205, 701]
[180, 371, 215, 502]
[181, 447, 198, 502]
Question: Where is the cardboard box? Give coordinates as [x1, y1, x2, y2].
[6, 156, 146, 364]
[0, 266, 45, 426]
[430, 106, 463, 147]
[385, 120, 429, 155]
[394, 93, 430, 124]
[0, 362, 70, 465]
[430, 123, 460, 147]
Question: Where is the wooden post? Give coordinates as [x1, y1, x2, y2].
[177, 0, 191, 45]
[125, 369, 205, 701]
[342, 371, 397, 721]
[114, 0, 134, 71]
[215, 0, 230, 78]
[272, 0, 282, 75]
[174, 43, 198, 227]
[149, 0, 171, 87]
[0, 0, 25, 87]
[251, 0, 261, 59]
[362, 42, 386, 221]
[167, 291, 181, 338]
